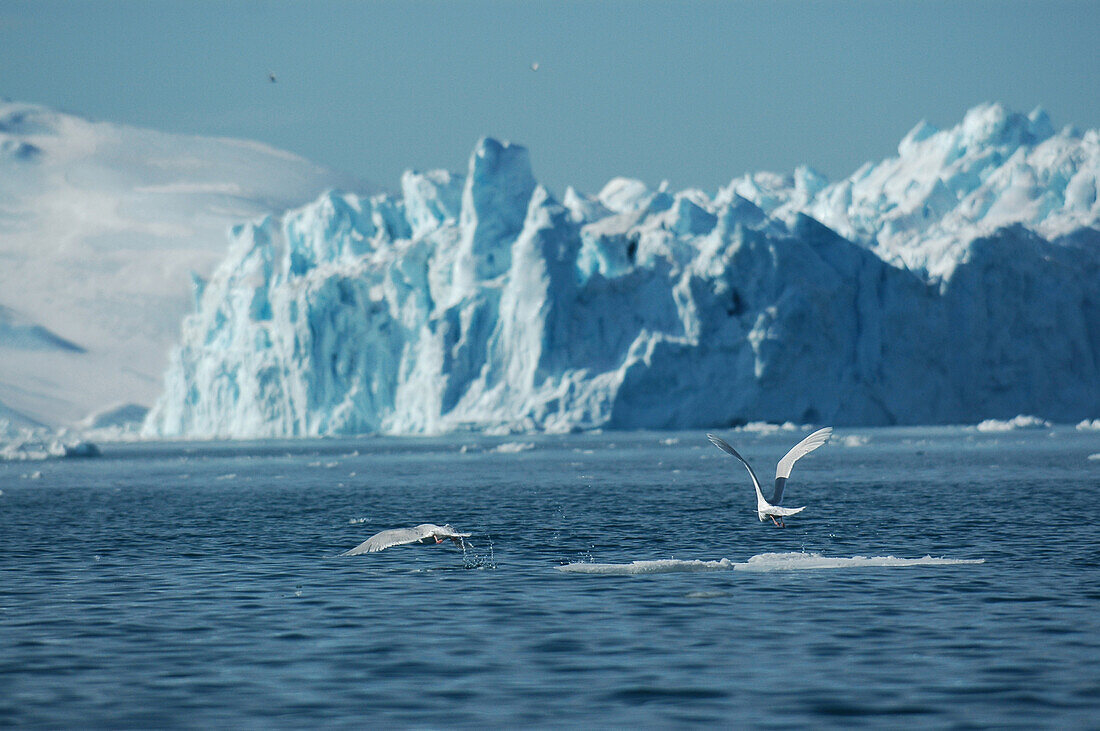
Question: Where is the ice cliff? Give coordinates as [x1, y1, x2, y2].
[144, 105, 1100, 437]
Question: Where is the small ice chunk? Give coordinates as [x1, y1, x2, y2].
[976, 415, 1052, 432]
[492, 441, 535, 454]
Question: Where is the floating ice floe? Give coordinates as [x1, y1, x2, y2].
[491, 442, 535, 454]
[737, 422, 803, 435]
[558, 552, 985, 575]
[975, 415, 1053, 432]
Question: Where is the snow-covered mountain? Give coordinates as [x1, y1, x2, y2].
[144, 104, 1100, 437]
[0, 99, 366, 426]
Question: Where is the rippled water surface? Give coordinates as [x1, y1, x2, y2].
[2, 426, 1099, 727]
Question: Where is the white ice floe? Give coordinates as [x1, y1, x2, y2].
[975, 415, 1053, 432]
[560, 558, 735, 574]
[557, 552, 985, 575]
[737, 422, 803, 435]
[491, 441, 536, 454]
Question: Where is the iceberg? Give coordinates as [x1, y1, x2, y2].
[144, 106, 1100, 438]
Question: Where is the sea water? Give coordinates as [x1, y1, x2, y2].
[1, 426, 1098, 727]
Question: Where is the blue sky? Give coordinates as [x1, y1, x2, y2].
[2, 0, 1097, 195]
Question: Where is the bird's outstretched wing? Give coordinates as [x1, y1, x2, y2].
[771, 427, 832, 504]
[707, 433, 766, 505]
[341, 523, 472, 556]
[342, 525, 434, 555]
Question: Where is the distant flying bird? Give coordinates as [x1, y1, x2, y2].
[341, 523, 472, 555]
[707, 427, 832, 527]
[268, 70, 277, 83]
[530, 61, 540, 71]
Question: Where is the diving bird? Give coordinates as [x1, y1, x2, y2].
[341, 523, 472, 555]
[707, 427, 832, 527]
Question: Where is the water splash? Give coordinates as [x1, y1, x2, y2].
[461, 536, 497, 569]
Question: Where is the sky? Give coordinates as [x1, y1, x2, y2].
[2, 0, 1098, 196]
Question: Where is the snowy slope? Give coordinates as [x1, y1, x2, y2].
[144, 106, 1100, 437]
[0, 99, 366, 426]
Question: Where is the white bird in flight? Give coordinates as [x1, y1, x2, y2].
[341, 523, 472, 555]
[707, 427, 832, 527]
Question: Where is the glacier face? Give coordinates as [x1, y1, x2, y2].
[145, 106, 1100, 437]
